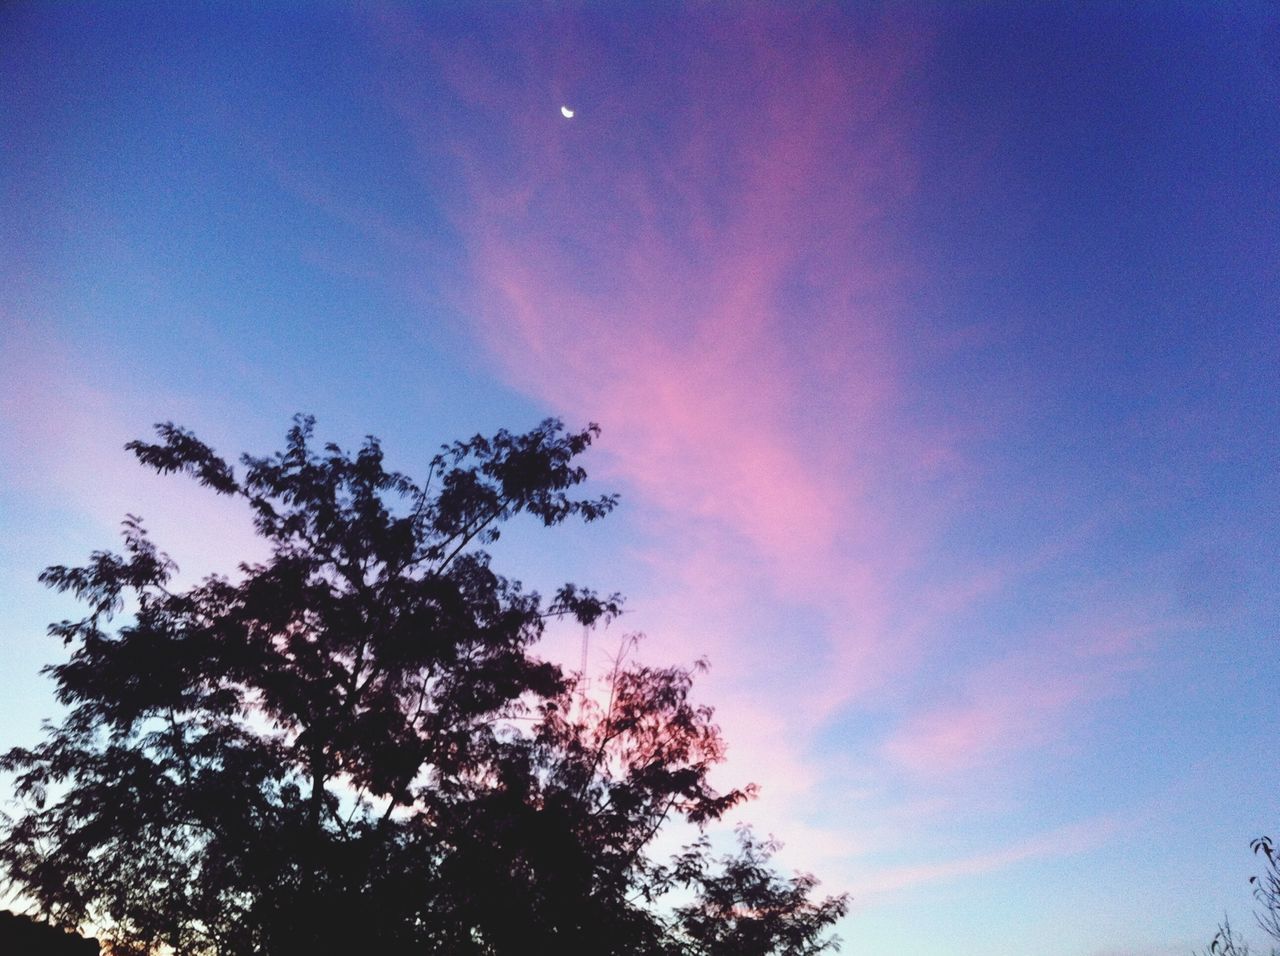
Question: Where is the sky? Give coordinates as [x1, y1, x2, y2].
[2, 3, 1278, 953]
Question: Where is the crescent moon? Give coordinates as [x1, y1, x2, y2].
[560, 105, 574, 119]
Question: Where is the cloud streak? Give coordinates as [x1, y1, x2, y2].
[373, 1, 1170, 892]
[844, 815, 1119, 899]
[389, 4, 931, 602]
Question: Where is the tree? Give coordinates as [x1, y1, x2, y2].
[1196, 917, 1262, 956]
[0, 910, 99, 956]
[1196, 837, 1280, 956]
[1249, 837, 1280, 947]
[0, 416, 847, 955]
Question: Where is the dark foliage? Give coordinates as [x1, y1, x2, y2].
[0, 910, 99, 956]
[0, 416, 847, 955]
[1250, 836, 1280, 946]
[1196, 836, 1280, 956]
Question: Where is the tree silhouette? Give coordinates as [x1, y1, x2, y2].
[1249, 837, 1280, 947]
[0, 417, 846, 955]
[0, 910, 99, 956]
[1196, 837, 1280, 956]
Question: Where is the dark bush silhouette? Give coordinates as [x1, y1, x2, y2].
[0, 416, 847, 955]
[0, 910, 99, 956]
[1196, 836, 1280, 956]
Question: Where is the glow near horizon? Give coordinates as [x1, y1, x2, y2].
[1, 4, 1278, 954]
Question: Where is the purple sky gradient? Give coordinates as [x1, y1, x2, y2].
[2, 4, 1278, 953]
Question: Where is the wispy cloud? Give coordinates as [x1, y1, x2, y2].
[844, 815, 1119, 899]
[372, 2, 1166, 890]
[391, 2, 927, 605]
[882, 601, 1168, 776]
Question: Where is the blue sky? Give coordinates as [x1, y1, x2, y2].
[2, 4, 1278, 953]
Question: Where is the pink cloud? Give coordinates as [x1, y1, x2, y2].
[376, 15, 980, 759]
[882, 609, 1166, 776]
[844, 815, 1118, 899]
[364, 5, 1173, 890]
[381, 7, 925, 588]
